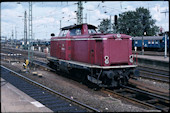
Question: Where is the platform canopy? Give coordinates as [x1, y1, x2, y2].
[132, 36, 164, 40]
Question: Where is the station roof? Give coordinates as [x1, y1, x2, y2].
[61, 23, 97, 30]
[132, 36, 164, 40]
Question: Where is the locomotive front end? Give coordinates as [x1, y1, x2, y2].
[103, 34, 133, 66]
[88, 33, 140, 87]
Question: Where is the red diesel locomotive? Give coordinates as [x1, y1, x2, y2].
[47, 23, 139, 87]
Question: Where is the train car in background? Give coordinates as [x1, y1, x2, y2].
[132, 35, 169, 51]
[15, 39, 23, 46]
[1, 36, 7, 44]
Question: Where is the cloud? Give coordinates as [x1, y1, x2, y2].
[34, 2, 76, 8]
[149, 4, 169, 31]
[1, 1, 169, 40]
[1, 2, 18, 10]
[33, 17, 55, 24]
[1, 4, 25, 37]
[150, 4, 164, 21]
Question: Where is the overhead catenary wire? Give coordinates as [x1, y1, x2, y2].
[33, 2, 77, 20]
[1, 1, 169, 40]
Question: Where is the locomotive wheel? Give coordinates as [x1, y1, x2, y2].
[118, 75, 129, 86]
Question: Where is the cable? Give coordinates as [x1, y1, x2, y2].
[33, 2, 76, 20]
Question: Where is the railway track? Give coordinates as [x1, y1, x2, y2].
[1, 47, 169, 83]
[31, 60, 170, 112]
[1, 47, 48, 64]
[32, 59, 170, 86]
[102, 85, 169, 112]
[138, 65, 169, 83]
[1, 65, 100, 112]
[1, 47, 47, 60]
[1, 47, 169, 111]
[2, 47, 168, 87]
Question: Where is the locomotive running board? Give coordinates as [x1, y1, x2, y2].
[47, 56, 137, 69]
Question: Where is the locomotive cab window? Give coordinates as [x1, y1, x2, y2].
[59, 30, 69, 37]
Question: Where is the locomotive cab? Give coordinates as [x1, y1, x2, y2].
[48, 23, 139, 88]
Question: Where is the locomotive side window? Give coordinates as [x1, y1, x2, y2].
[88, 29, 97, 34]
[59, 30, 68, 37]
[76, 29, 81, 35]
[70, 28, 82, 36]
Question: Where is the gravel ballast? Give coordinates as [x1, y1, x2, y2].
[0, 61, 162, 112]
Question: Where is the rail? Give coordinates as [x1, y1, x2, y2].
[1, 65, 100, 112]
[102, 85, 169, 112]
[138, 65, 169, 83]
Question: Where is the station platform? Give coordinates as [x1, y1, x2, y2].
[133, 54, 169, 70]
[1, 78, 52, 112]
[136, 54, 169, 63]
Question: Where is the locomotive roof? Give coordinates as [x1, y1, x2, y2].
[132, 36, 164, 40]
[61, 23, 97, 30]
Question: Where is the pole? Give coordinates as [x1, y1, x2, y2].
[12, 29, 14, 47]
[24, 11, 27, 45]
[89, 11, 90, 24]
[164, 33, 167, 58]
[60, 20, 61, 29]
[24, 12, 25, 45]
[28, 2, 33, 66]
[161, 10, 169, 58]
[142, 35, 144, 55]
[85, 13, 87, 23]
[15, 26, 17, 47]
[77, 1, 83, 24]
[77, 1, 79, 24]
[110, 15, 112, 33]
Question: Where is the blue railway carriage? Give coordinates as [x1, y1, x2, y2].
[132, 36, 169, 51]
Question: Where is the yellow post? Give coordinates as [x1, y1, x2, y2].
[25, 59, 29, 68]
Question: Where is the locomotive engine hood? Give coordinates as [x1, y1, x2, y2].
[90, 33, 133, 66]
[90, 33, 132, 40]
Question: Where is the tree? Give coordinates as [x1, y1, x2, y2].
[115, 7, 159, 36]
[98, 19, 111, 33]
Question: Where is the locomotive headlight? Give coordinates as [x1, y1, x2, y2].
[129, 55, 133, 63]
[104, 56, 109, 64]
[117, 34, 121, 38]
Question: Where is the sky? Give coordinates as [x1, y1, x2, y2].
[1, 1, 169, 41]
